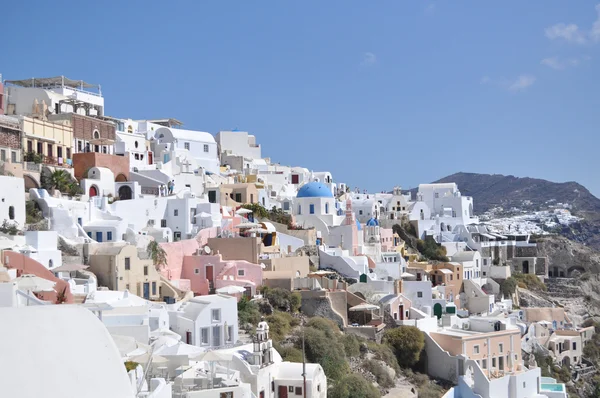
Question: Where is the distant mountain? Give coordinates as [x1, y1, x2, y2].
[422, 172, 600, 250]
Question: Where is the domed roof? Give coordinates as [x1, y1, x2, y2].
[297, 182, 333, 198]
[366, 218, 379, 227]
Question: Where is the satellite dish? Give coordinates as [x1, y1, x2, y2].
[204, 246, 211, 255]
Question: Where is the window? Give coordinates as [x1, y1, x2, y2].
[208, 191, 217, 203]
[144, 266, 148, 276]
[212, 309, 221, 322]
[573, 342, 577, 350]
[499, 343, 503, 353]
[194, 268, 200, 274]
[174, 209, 178, 216]
[435, 192, 439, 198]
[47, 143, 53, 157]
[325, 203, 329, 214]
[298, 205, 301, 215]
[219, 392, 233, 398]
[474, 345, 480, 354]
[107, 231, 113, 241]
[522, 382, 526, 388]
[125, 257, 131, 270]
[57, 147, 63, 159]
[235, 193, 242, 203]
[201, 328, 209, 345]
[417, 291, 423, 298]
[203, 144, 209, 153]
[126, 284, 130, 290]
[317, 385, 321, 392]
[8, 206, 14, 220]
[295, 387, 302, 395]
[161, 219, 167, 228]
[184, 142, 190, 150]
[227, 325, 234, 342]
[8, 151, 15, 162]
[574, 356, 577, 362]
[0, 150, 5, 161]
[66, 148, 71, 159]
[359, 210, 363, 215]
[152, 282, 156, 295]
[309, 204, 315, 214]
[289, 387, 294, 393]
[492, 357, 496, 368]
[482, 359, 487, 369]
[238, 269, 245, 277]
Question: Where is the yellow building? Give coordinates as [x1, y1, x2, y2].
[21, 116, 73, 166]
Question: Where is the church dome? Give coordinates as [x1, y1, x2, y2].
[296, 182, 333, 198]
[366, 218, 379, 227]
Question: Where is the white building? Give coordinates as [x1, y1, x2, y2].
[216, 130, 262, 160]
[169, 294, 238, 348]
[293, 182, 344, 236]
[22, 231, 62, 270]
[0, 176, 25, 229]
[152, 126, 219, 174]
[4, 76, 104, 117]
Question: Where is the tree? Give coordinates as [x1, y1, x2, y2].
[237, 297, 262, 327]
[264, 287, 300, 312]
[240, 203, 268, 219]
[328, 373, 379, 398]
[147, 240, 167, 269]
[42, 169, 72, 193]
[383, 326, 425, 368]
[500, 277, 517, 297]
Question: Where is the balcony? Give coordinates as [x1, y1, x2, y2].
[23, 152, 72, 169]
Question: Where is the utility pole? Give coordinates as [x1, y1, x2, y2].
[302, 320, 307, 398]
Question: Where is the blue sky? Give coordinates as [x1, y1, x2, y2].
[4, 1, 600, 196]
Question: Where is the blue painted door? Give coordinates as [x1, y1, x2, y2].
[96, 232, 102, 242]
[143, 283, 150, 299]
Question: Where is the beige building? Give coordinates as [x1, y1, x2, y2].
[217, 183, 260, 206]
[21, 116, 73, 166]
[88, 244, 165, 301]
[430, 327, 523, 378]
[548, 330, 583, 367]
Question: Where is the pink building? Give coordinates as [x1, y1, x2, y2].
[182, 253, 263, 297]
[380, 228, 394, 252]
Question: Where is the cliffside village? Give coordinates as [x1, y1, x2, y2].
[0, 75, 593, 398]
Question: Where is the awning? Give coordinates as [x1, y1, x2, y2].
[52, 264, 89, 273]
[349, 303, 379, 312]
[480, 233, 496, 240]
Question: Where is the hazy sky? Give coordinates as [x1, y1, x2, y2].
[4, 1, 600, 196]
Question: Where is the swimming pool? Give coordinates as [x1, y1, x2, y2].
[541, 383, 565, 392]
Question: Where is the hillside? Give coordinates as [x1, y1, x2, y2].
[424, 172, 600, 250]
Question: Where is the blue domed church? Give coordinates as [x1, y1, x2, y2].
[292, 182, 345, 235]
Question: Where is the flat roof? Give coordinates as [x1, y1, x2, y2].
[5, 76, 100, 89]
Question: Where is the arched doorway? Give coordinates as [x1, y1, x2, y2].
[118, 185, 133, 200]
[115, 174, 127, 182]
[567, 266, 585, 278]
[89, 185, 98, 197]
[433, 303, 443, 319]
[23, 174, 40, 191]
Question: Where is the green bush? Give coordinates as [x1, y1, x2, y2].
[361, 359, 394, 388]
[328, 373, 379, 398]
[124, 361, 139, 372]
[26, 201, 43, 224]
[513, 273, 547, 292]
[240, 203, 268, 219]
[297, 327, 349, 381]
[275, 343, 303, 363]
[0, 220, 20, 235]
[416, 236, 448, 262]
[266, 311, 295, 342]
[366, 341, 400, 373]
[341, 334, 361, 358]
[263, 287, 301, 312]
[238, 297, 262, 327]
[383, 326, 425, 368]
[306, 317, 341, 339]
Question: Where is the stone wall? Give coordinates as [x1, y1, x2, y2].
[0, 126, 22, 150]
[300, 291, 345, 328]
[72, 152, 130, 181]
[516, 246, 537, 258]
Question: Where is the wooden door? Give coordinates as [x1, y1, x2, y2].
[278, 386, 288, 398]
[206, 265, 214, 281]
